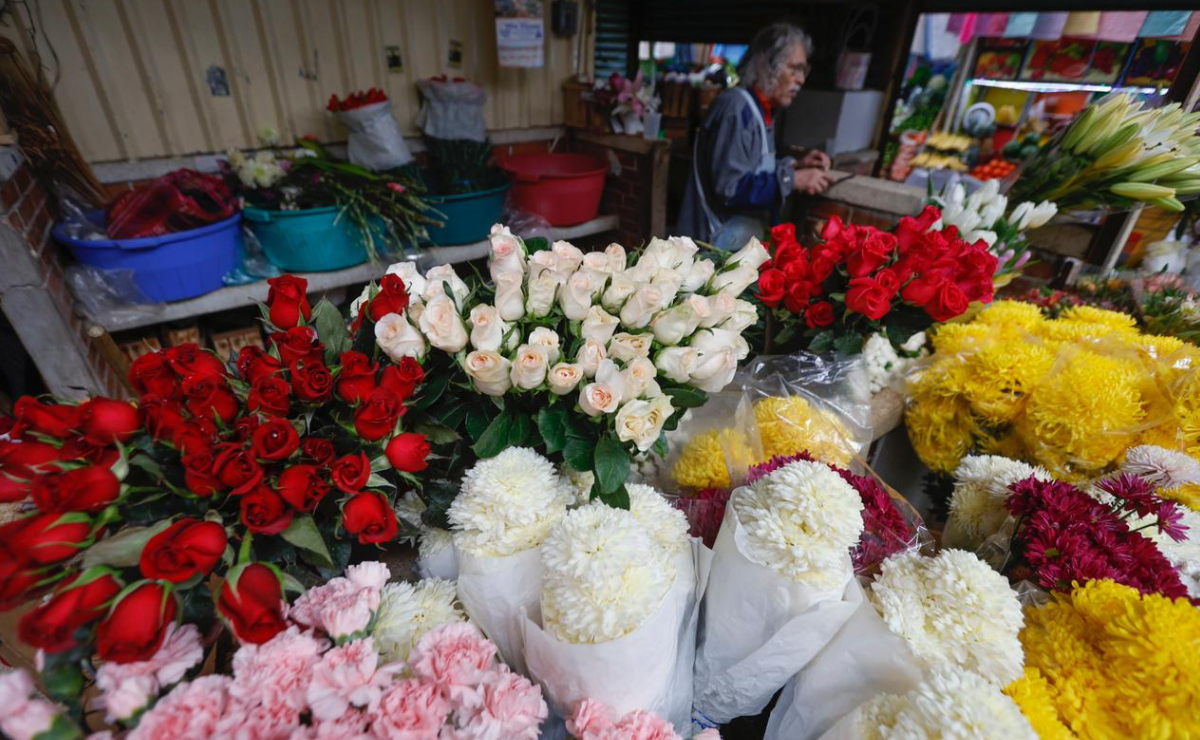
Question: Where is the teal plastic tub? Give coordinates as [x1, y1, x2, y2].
[423, 183, 510, 246]
[243, 206, 376, 272]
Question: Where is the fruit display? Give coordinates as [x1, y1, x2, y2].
[969, 158, 1017, 181]
[910, 131, 972, 172]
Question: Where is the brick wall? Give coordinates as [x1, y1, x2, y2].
[0, 147, 126, 399]
[568, 139, 650, 247]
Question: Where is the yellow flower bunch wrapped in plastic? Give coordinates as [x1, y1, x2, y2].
[1011, 579, 1200, 739]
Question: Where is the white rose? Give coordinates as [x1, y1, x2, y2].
[526, 270, 564, 318]
[548, 363, 583, 395]
[463, 350, 512, 396]
[720, 299, 758, 333]
[510, 344, 550, 390]
[552, 240, 584, 273]
[468, 304, 506, 352]
[375, 312, 426, 361]
[559, 270, 601, 320]
[621, 357, 659, 399]
[651, 271, 683, 310]
[489, 224, 526, 280]
[615, 395, 675, 451]
[688, 346, 737, 392]
[528, 327, 561, 364]
[668, 235, 699, 268]
[424, 264, 470, 308]
[418, 294, 469, 353]
[528, 249, 559, 280]
[710, 263, 758, 297]
[692, 327, 749, 361]
[681, 258, 715, 293]
[407, 300, 425, 327]
[386, 261, 427, 298]
[582, 251, 610, 273]
[581, 306, 620, 345]
[575, 339, 607, 377]
[725, 236, 770, 271]
[699, 291, 738, 328]
[620, 284, 663, 329]
[608, 332, 653, 363]
[605, 243, 627, 273]
[494, 271, 525, 321]
[655, 346, 698, 383]
[349, 284, 372, 320]
[650, 303, 701, 346]
[602, 273, 638, 313]
[595, 358, 627, 402]
[640, 237, 680, 271]
[579, 383, 620, 416]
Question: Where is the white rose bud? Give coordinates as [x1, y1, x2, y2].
[710, 263, 758, 297]
[494, 271, 526, 322]
[528, 249, 559, 281]
[669, 235, 699, 266]
[349, 284, 372, 320]
[721, 299, 758, 333]
[576, 339, 608, 378]
[620, 284, 663, 330]
[581, 306, 620, 345]
[608, 332, 653, 363]
[621, 357, 659, 399]
[651, 271, 683, 310]
[655, 346, 698, 383]
[688, 346, 737, 393]
[551, 240, 584, 273]
[528, 327, 561, 364]
[418, 294, 469, 353]
[602, 273, 638, 313]
[385, 261, 427, 300]
[424, 264, 470, 308]
[579, 382, 620, 416]
[692, 327, 749, 361]
[699, 291, 738, 328]
[548, 362, 584, 395]
[468, 304, 506, 352]
[488, 224, 526, 280]
[407, 300, 425, 327]
[650, 303, 701, 346]
[463, 350, 512, 396]
[681, 258, 715, 293]
[375, 312, 426, 361]
[526, 270, 564, 318]
[605, 243, 627, 273]
[725, 236, 770, 271]
[615, 395, 675, 451]
[640, 237, 680, 271]
[559, 270, 601, 321]
[595, 358, 627, 403]
[582, 251, 610, 274]
[510, 344, 550, 390]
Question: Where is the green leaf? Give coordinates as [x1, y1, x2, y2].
[31, 713, 83, 740]
[128, 454, 164, 480]
[472, 411, 512, 458]
[808, 330, 835, 353]
[833, 332, 865, 355]
[592, 436, 630, 495]
[312, 298, 349, 363]
[564, 437, 594, 472]
[465, 407, 491, 442]
[412, 373, 449, 411]
[280, 516, 333, 569]
[110, 443, 129, 481]
[370, 454, 391, 473]
[413, 420, 461, 445]
[525, 236, 550, 253]
[883, 309, 932, 349]
[537, 407, 569, 454]
[664, 385, 707, 409]
[595, 482, 630, 510]
[40, 662, 85, 710]
[82, 521, 172, 569]
[366, 472, 396, 489]
[510, 413, 532, 447]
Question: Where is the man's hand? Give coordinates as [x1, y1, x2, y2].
[793, 167, 834, 195]
[798, 149, 832, 171]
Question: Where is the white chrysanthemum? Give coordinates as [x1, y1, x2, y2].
[1122, 444, 1200, 490]
[372, 579, 466, 663]
[944, 455, 1049, 550]
[869, 549, 1025, 684]
[857, 667, 1037, 740]
[541, 505, 674, 644]
[419, 526, 453, 561]
[626, 483, 690, 555]
[733, 459, 864, 588]
[449, 447, 568, 557]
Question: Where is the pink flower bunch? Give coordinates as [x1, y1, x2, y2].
[673, 487, 732, 548]
[94, 622, 205, 722]
[1005, 475, 1190, 599]
[567, 699, 721, 740]
[0, 669, 61, 740]
[290, 562, 390, 641]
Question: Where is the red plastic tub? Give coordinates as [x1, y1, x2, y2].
[498, 153, 608, 226]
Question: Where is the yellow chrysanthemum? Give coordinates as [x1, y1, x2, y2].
[672, 428, 753, 490]
[1034, 319, 1135, 344]
[962, 340, 1057, 425]
[906, 394, 977, 473]
[975, 300, 1048, 331]
[754, 395, 856, 466]
[1139, 333, 1187, 360]
[1057, 304, 1139, 330]
[1005, 668, 1078, 740]
[929, 322, 993, 356]
[1163, 483, 1200, 511]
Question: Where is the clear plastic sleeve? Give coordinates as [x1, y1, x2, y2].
[416, 78, 488, 142]
[336, 101, 414, 171]
[65, 265, 163, 324]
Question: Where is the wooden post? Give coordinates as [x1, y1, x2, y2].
[649, 140, 670, 238]
[870, 0, 920, 176]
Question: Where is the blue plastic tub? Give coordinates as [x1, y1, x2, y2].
[243, 206, 379, 272]
[54, 213, 241, 302]
[424, 183, 510, 246]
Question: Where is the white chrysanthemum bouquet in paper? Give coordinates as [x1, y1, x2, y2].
[692, 458, 865, 728]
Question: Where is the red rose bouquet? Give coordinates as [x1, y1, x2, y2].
[326, 86, 389, 112]
[754, 206, 999, 355]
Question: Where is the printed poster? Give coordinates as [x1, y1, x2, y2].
[496, 0, 544, 68]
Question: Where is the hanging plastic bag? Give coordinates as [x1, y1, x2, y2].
[335, 100, 414, 171]
[416, 77, 488, 142]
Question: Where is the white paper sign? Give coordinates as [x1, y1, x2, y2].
[496, 0, 544, 68]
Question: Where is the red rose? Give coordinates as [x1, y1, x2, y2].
[218, 563, 287, 645]
[342, 491, 399, 544]
[331, 452, 371, 494]
[172, 418, 218, 455]
[291, 359, 333, 404]
[140, 395, 186, 443]
[302, 438, 335, 467]
[2, 512, 93, 565]
[266, 275, 312, 330]
[874, 267, 901, 294]
[845, 243, 890, 279]
[368, 274, 410, 322]
[18, 573, 121, 652]
[756, 269, 786, 308]
[336, 351, 378, 404]
[240, 485, 294, 535]
[182, 373, 238, 425]
[784, 280, 813, 314]
[900, 275, 942, 308]
[379, 358, 423, 402]
[0, 556, 46, 609]
[128, 353, 181, 400]
[925, 281, 969, 322]
[182, 446, 221, 497]
[353, 388, 404, 442]
[165, 343, 227, 380]
[772, 242, 805, 269]
[960, 248, 999, 281]
[213, 444, 263, 495]
[0, 440, 60, 468]
[277, 465, 330, 512]
[251, 418, 300, 461]
[771, 222, 796, 245]
[233, 414, 260, 443]
[248, 375, 291, 417]
[13, 397, 78, 439]
[805, 301, 836, 328]
[782, 259, 812, 285]
[845, 276, 894, 321]
[821, 215, 845, 241]
[271, 327, 324, 366]
[58, 436, 119, 468]
[139, 518, 227, 582]
[238, 347, 284, 386]
[810, 255, 835, 283]
[95, 582, 177, 663]
[76, 397, 140, 446]
[385, 433, 430, 473]
[31, 465, 120, 513]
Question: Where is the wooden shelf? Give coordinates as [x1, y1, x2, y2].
[96, 215, 620, 333]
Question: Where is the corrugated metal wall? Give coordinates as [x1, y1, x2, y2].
[0, 0, 583, 163]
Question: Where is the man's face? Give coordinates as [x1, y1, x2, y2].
[770, 44, 810, 108]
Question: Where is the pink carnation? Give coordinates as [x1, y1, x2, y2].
[307, 638, 401, 722]
[287, 710, 373, 740]
[128, 675, 232, 740]
[447, 665, 547, 740]
[232, 626, 328, 712]
[408, 623, 496, 706]
[0, 670, 33, 715]
[345, 561, 390, 592]
[290, 578, 381, 639]
[567, 699, 616, 738]
[215, 698, 301, 740]
[87, 733, 115, 740]
[0, 697, 57, 740]
[368, 677, 449, 740]
[613, 710, 681, 740]
[95, 623, 205, 722]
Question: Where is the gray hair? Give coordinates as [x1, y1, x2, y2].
[737, 22, 813, 92]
